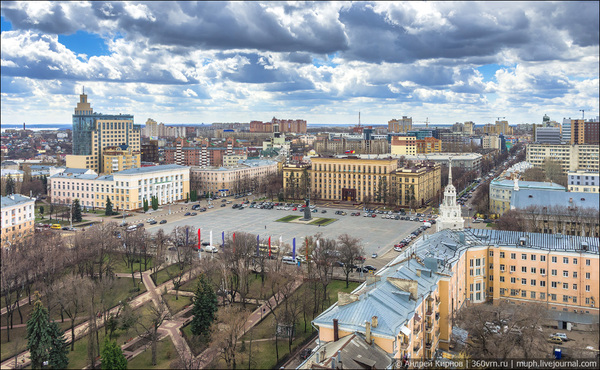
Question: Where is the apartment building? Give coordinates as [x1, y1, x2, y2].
[68, 92, 141, 174]
[190, 159, 277, 197]
[314, 137, 389, 155]
[283, 157, 441, 207]
[311, 228, 599, 363]
[249, 117, 307, 133]
[164, 137, 247, 167]
[568, 171, 599, 193]
[391, 136, 417, 155]
[526, 144, 599, 173]
[415, 137, 442, 153]
[388, 116, 413, 133]
[102, 145, 141, 174]
[1, 194, 36, 247]
[482, 135, 501, 150]
[49, 165, 190, 211]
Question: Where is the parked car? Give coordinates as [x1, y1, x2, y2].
[299, 348, 312, 360]
[371, 253, 378, 258]
[204, 245, 218, 253]
[160, 220, 167, 224]
[191, 212, 197, 216]
[184, 212, 191, 216]
[548, 336, 563, 344]
[551, 333, 568, 341]
[148, 220, 157, 225]
[137, 223, 144, 228]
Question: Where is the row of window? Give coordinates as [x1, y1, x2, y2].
[492, 251, 592, 265]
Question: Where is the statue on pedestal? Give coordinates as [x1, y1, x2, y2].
[303, 195, 312, 220]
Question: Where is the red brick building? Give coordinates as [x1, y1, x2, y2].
[249, 117, 307, 133]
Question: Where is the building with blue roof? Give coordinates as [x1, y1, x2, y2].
[490, 177, 566, 215]
[311, 228, 599, 362]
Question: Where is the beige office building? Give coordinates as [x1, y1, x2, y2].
[191, 159, 278, 197]
[526, 144, 599, 174]
[1, 194, 36, 247]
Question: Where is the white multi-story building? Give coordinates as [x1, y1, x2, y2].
[568, 171, 599, 193]
[1, 194, 36, 247]
[526, 144, 599, 173]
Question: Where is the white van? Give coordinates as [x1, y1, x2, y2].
[204, 245, 218, 253]
[282, 256, 297, 265]
[126, 225, 138, 232]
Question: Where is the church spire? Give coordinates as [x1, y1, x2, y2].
[448, 158, 452, 185]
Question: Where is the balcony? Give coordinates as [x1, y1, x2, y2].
[425, 309, 434, 317]
[400, 342, 409, 350]
[413, 343, 421, 353]
[425, 341, 432, 349]
[425, 324, 434, 333]
[413, 326, 421, 335]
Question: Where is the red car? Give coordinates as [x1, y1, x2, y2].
[355, 212, 360, 216]
[355, 256, 366, 262]
[371, 214, 377, 218]
[292, 207, 297, 211]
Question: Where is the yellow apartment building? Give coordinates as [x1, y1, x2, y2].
[1, 194, 36, 247]
[391, 136, 417, 155]
[311, 228, 598, 363]
[102, 145, 141, 174]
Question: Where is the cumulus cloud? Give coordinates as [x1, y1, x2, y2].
[0, 1, 598, 124]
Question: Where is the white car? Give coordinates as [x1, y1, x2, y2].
[204, 245, 218, 253]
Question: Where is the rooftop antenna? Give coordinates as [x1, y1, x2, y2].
[82, 86, 85, 94]
[580, 110, 584, 120]
[359, 111, 361, 127]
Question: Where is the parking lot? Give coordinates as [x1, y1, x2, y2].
[145, 202, 428, 258]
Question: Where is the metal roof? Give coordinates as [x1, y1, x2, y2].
[511, 189, 599, 211]
[113, 164, 189, 175]
[1, 194, 35, 208]
[491, 179, 566, 191]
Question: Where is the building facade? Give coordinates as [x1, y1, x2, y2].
[190, 160, 278, 197]
[391, 136, 417, 155]
[526, 144, 599, 174]
[314, 137, 389, 155]
[164, 137, 247, 168]
[388, 116, 413, 133]
[568, 171, 599, 193]
[141, 140, 159, 163]
[283, 157, 441, 207]
[1, 194, 36, 247]
[49, 165, 190, 211]
[249, 117, 307, 133]
[69, 92, 141, 173]
[101, 145, 141, 174]
[311, 228, 599, 362]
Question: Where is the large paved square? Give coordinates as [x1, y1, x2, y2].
[148, 206, 423, 256]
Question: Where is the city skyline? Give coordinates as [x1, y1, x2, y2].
[1, 1, 598, 126]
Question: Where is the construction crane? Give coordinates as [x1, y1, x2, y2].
[413, 118, 430, 128]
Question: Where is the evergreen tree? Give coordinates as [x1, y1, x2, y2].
[39, 206, 44, 219]
[106, 197, 114, 216]
[143, 198, 149, 212]
[190, 273, 218, 341]
[185, 192, 189, 203]
[5, 175, 15, 195]
[151, 196, 158, 210]
[72, 199, 82, 222]
[26, 296, 52, 369]
[190, 190, 197, 202]
[48, 320, 69, 369]
[101, 338, 127, 370]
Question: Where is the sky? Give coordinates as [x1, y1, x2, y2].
[1, 1, 599, 126]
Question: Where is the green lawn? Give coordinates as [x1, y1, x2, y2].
[180, 322, 208, 357]
[111, 254, 154, 274]
[276, 215, 302, 223]
[163, 294, 192, 315]
[308, 217, 336, 226]
[128, 337, 177, 369]
[151, 264, 192, 286]
[212, 338, 294, 369]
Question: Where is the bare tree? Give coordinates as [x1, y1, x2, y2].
[168, 226, 197, 299]
[495, 210, 525, 232]
[337, 234, 363, 288]
[311, 236, 338, 310]
[212, 306, 251, 369]
[136, 300, 171, 366]
[58, 275, 93, 351]
[151, 229, 169, 278]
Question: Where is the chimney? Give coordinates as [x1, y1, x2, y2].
[371, 316, 378, 328]
[365, 321, 372, 344]
[333, 319, 339, 342]
[331, 358, 336, 369]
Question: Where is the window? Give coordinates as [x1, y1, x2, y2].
[586, 285, 590, 292]
[551, 269, 557, 276]
[489, 251, 494, 257]
[489, 263, 494, 270]
[500, 252, 505, 258]
[586, 298, 590, 304]
[540, 292, 546, 300]
[563, 257, 569, 264]
[500, 276, 505, 282]
[490, 275, 494, 281]
[551, 282, 557, 288]
[541, 255, 546, 262]
[521, 290, 527, 298]
[470, 259, 473, 267]
[563, 283, 568, 289]
[563, 295, 569, 303]
[531, 267, 536, 274]
[522, 266, 527, 273]
[563, 271, 568, 278]
[531, 280, 536, 286]
[510, 266, 516, 272]
[552, 256, 557, 263]
[540, 281, 546, 287]
[531, 255, 536, 261]
[586, 272, 590, 279]
[573, 258, 577, 265]
[573, 284, 577, 290]
[551, 294, 557, 301]
[586, 259, 590, 266]
[531, 291, 536, 299]
[511, 277, 516, 284]
[540, 268, 546, 275]
[522, 279, 527, 285]
[500, 264, 505, 272]
[511, 253, 516, 260]
[522, 254, 527, 260]
[573, 272, 577, 278]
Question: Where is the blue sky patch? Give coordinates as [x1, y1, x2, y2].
[312, 52, 339, 68]
[476, 64, 514, 82]
[58, 31, 110, 58]
[1, 16, 12, 32]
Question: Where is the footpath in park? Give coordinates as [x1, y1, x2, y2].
[1, 264, 300, 370]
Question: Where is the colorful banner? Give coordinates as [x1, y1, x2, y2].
[292, 238, 296, 260]
[268, 236, 271, 257]
[221, 231, 225, 249]
[197, 228, 201, 250]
